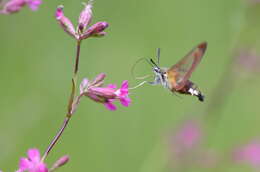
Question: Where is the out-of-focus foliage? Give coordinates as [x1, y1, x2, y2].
[1, 0, 260, 172]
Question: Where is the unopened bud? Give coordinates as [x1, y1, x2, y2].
[80, 21, 109, 40]
[77, 1, 93, 33]
[51, 155, 70, 171]
[90, 73, 106, 87]
[55, 5, 77, 39]
[80, 78, 89, 94]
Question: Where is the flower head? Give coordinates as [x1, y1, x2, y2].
[79, 74, 131, 111]
[55, 1, 109, 40]
[0, 0, 41, 14]
[17, 148, 48, 172]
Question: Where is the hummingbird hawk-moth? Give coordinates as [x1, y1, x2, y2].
[149, 42, 207, 102]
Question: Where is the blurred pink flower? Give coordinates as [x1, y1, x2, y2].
[233, 140, 260, 167]
[174, 120, 202, 150]
[168, 120, 218, 169]
[0, 0, 41, 14]
[55, 1, 109, 40]
[79, 74, 131, 111]
[16, 148, 48, 172]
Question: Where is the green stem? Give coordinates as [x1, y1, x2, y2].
[41, 40, 81, 162]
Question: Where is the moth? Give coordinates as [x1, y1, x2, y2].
[149, 42, 207, 102]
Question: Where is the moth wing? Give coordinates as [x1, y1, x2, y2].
[167, 42, 207, 90]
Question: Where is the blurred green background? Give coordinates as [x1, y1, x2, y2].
[1, 0, 260, 171]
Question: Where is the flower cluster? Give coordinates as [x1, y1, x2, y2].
[170, 120, 218, 169]
[0, 0, 41, 14]
[79, 73, 131, 111]
[55, 1, 109, 41]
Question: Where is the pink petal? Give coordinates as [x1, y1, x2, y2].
[19, 158, 31, 170]
[55, 5, 63, 19]
[89, 87, 116, 99]
[35, 163, 48, 172]
[120, 97, 131, 107]
[104, 102, 117, 111]
[91, 73, 106, 87]
[55, 6, 76, 39]
[87, 93, 103, 103]
[107, 84, 117, 89]
[78, 2, 93, 32]
[121, 80, 128, 89]
[119, 80, 129, 96]
[27, 148, 40, 163]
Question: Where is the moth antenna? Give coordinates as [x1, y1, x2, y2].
[131, 58, 153, 80]
[150, 59, 160, 68]
[129, 81, 148, 90]
[156, 48, 161, 65]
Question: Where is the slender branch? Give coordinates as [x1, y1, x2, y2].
[74, 40, 81, 76]
[41, 117, 70, 162]
[41, 41, 82, 161]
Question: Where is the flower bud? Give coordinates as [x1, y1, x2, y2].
[90, 73, 106, 87]
[80, 21, 109, 40]
[77, 1, 93, 33]
[55, 5, 77, 39]
[50, 155, 70, 171]
[80, 78, 89, 94]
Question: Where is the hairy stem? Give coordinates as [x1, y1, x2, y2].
[41, 41, 82, 161]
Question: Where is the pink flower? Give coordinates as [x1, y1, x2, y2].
[0, 0, 41, 14]
[55, 1, 109, 40]
[169, 120, 218, 169]
[233, 140, 260, 167]
[17, 148, 48, 172]
[79, 74, 131, 111]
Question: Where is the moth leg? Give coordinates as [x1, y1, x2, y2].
[148, 76, 161, 85]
